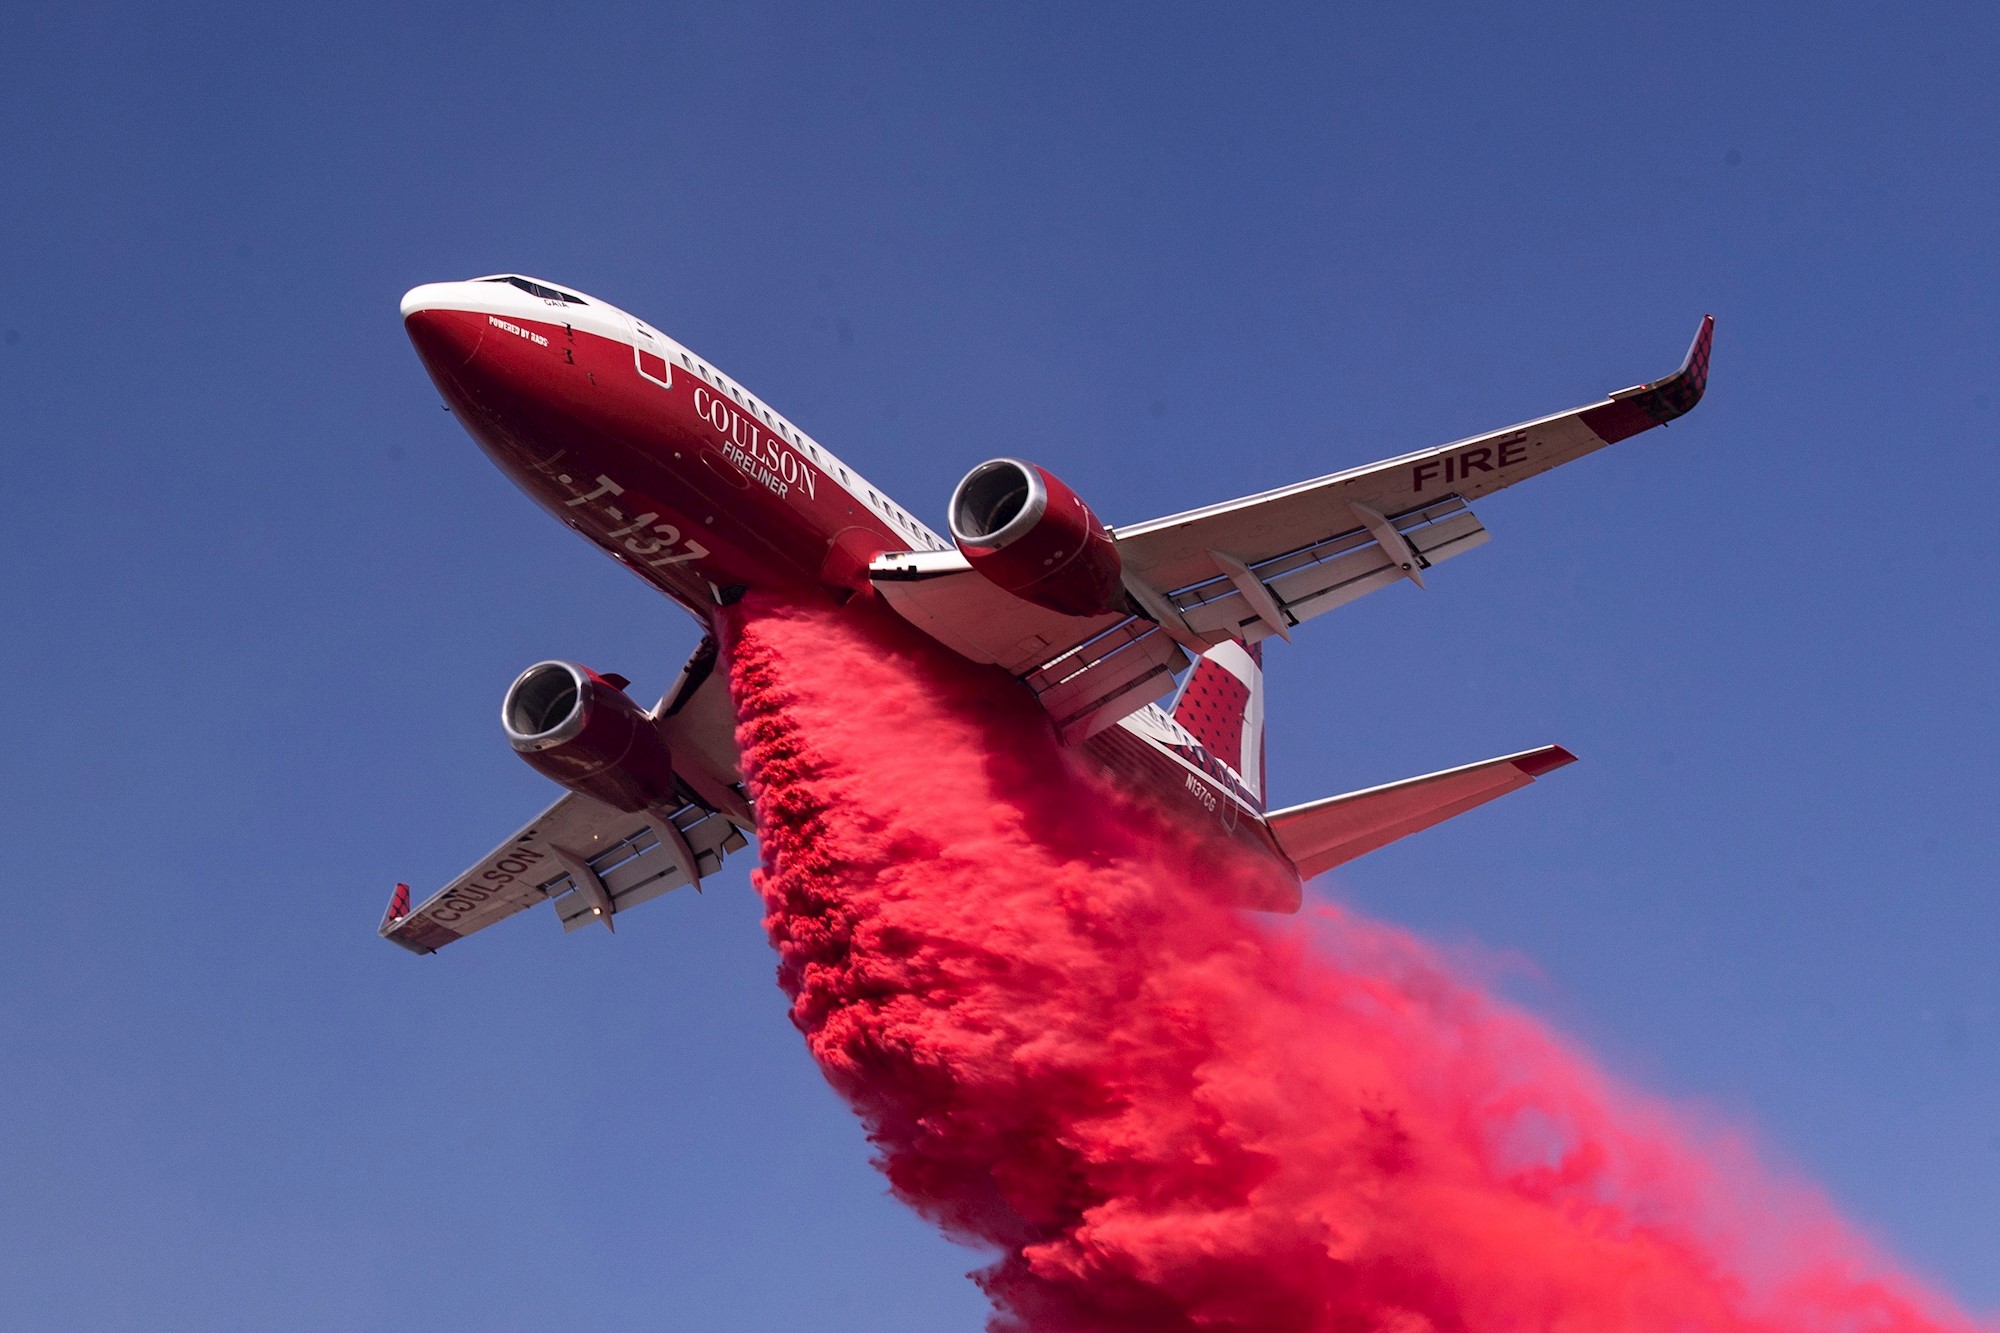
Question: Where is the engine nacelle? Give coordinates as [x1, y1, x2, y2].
[501, 661, 676, 812]
[946, 458, 1125, 616]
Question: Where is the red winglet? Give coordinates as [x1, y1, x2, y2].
[1579, 314, 1714, 444]
[380, 882, 411, 932]
[1511, 744, 1579, 779]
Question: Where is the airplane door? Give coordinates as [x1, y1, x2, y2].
[630, 317, 672, 389]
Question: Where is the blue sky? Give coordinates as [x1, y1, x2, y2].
[3, 3, 1995, 1327]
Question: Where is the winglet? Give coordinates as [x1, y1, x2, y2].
[1511, 743, 1578, 778]
[380, 882, 411, 933]
[1580, 314, 1714, 444]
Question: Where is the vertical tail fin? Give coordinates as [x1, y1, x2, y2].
[1172, 639, 1266, 808]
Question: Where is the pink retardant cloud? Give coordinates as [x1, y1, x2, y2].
[726, 594, 1980, 1333]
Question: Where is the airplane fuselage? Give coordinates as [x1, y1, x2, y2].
[403, 275, 1296, 904]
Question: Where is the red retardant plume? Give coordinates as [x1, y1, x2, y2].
[725, 594, 1979, 1333]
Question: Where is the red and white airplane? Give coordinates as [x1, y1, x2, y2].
[382, 274, 1712, 953]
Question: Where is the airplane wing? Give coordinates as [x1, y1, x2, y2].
[872, 317, 1711, 743]
[1113, 316, 1712, 599]
[379, 792, 750, 954]
[380, 635, 754, 954]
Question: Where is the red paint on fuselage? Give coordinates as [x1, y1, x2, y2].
[407, 306, 901, 617]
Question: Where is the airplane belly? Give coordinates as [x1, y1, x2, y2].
[1078, 724, 1300, 912]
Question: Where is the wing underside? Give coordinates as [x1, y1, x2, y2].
[381, 792, 749, 954]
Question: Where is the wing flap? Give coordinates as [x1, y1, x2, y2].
[1267, 744, 1576, 880]
[550, 806, 748, 931]
[1025, 620, 1189, 743]
[1174, 499, 1490, 642]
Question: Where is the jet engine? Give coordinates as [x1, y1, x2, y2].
[501, 661, 676, 812]
[946, 458, 1125, 616]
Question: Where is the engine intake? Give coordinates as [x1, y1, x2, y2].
[947, 458, 1124, 616]
[502, 661, 676, 812]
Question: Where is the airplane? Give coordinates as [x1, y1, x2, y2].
[381, 272, 1712, 953]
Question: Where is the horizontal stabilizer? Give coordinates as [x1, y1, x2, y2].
[1266, 744, 1575, 880]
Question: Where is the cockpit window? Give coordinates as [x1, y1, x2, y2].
[480, 275, 588, 305]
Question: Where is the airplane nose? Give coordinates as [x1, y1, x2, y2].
[401, 284, 485, 370]
[400, 282, 457, 320]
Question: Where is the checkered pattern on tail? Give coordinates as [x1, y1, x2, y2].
[381, 882, 411, 931]
[1171, 640, 1265, 808]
